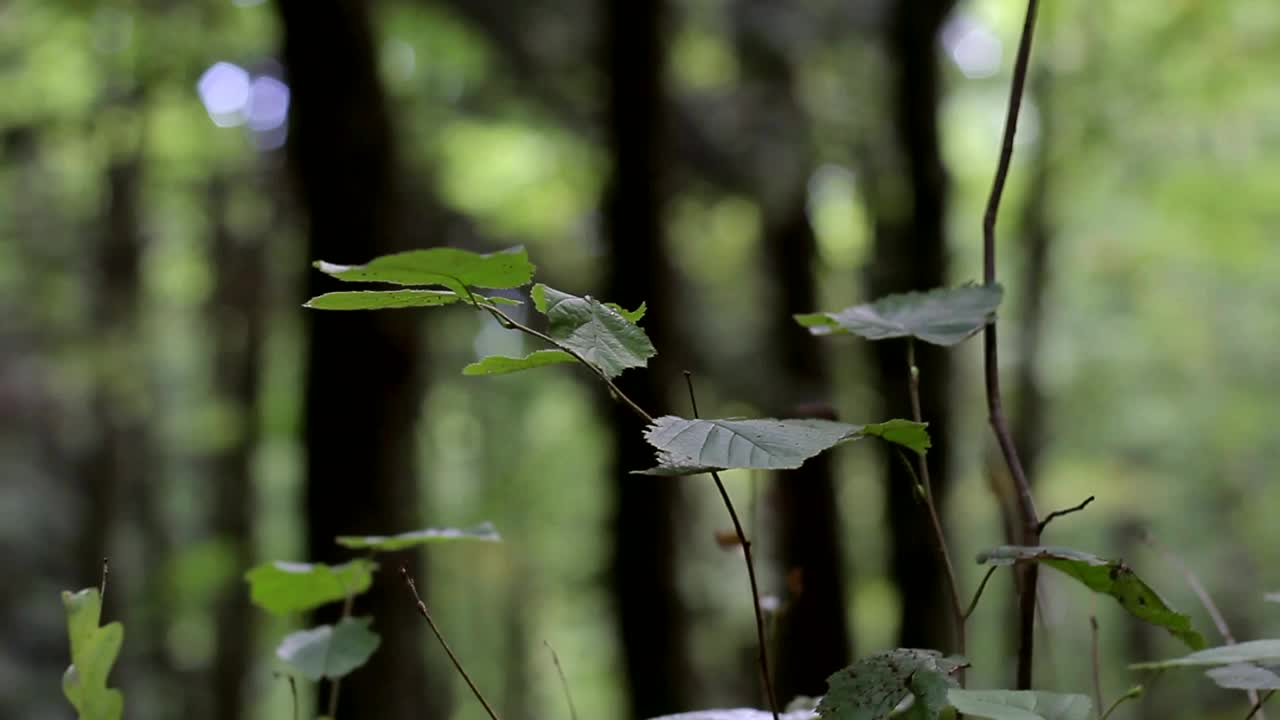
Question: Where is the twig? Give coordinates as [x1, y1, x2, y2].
[1038, 496, 1095, 534]
[903, 339, 965, 659]
[1247, 691, 1277, 720]
[1090, 608, 1104, 717]
[99, 557, 110, 601]
[981, 0, 1042, 689]
[543, 641, 579, 720]
[401, 566, 503, 720]
[963, 566, 1000, 622]
[684, 372, 780, 720]
[1144, 531, 1264, 718]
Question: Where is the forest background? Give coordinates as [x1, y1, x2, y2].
[4, 1, 1280, 719]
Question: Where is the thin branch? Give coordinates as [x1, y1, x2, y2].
[963, 566, 1000, 622]
[543, 641, 579, 720]
[981, 0, 1042, 690]
[1038, 495, 1095, 534]
[684, 372, 780, 720]
[1247, 691, 1277, 720]
[401, 566, 503, 720]
[904, 339, 965, 659]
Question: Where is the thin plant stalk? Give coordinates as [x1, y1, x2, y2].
[981, 0, 1043, 689]
[326, 592, 356, 718]
[543, 641, 580, 720]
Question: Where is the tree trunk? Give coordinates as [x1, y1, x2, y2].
[275, 1, 443, 717]
[603, 0, 694, 716]
[864, 0, 957, 652]
[207, 174, 266, 720]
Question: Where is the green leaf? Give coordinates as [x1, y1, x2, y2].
[945, 690, 1092, 720]
[977, 546, 1205, 649]
[245, 559, 376, 615]
[305, 290, 521, 310]
[1205, 664, 1280, 690]
[909, 670, 954, 720]
[336, 522, 502, 551]
[314, 246, 534, 294]
[796, 285, 1003, 346]
[865, 419, 931, 454]
[648, 711, 817, 720]
[636, 417, 927, 476]
[817, 649, 966, 720]
[531, 284, 656, 378]
[276, 616, 381, 681]
[1131, 639, 1280, 670]
[61, 588, 124, 720]
[462, 350, 576, 376]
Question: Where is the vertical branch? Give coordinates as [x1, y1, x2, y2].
[981, 0, 1043, 690]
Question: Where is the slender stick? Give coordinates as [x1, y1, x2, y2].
[1247, 692, 1277, 720]
[543, 641, 580, 720]
[401, 567, 503, 720]
[1038, 496, 1094, 534]
[963, 566, 1000, 622]
[904, 339, 965, 658]
[981, 0, 1042, 690]
[685, 372, 779, 720]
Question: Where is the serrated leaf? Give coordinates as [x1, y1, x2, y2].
[336, 522, 502, 551]
[314, 246, 534, 294]
[817, 649, 966, 720]
[636, 417, 927, 476]
[796, 285, 1003, 346]
[462, 350, 576, 376]
[530, 284, 656, 378]
[276, 617, 381, 681]
[304, 290, 522, 310]
[245, 559, 376, 615]
[649, 710, 817, 720]
[945, 690, 1092, 720]
[1131, 639, 1280, 670]
[61, 589, 124, 720]
[977, 546, 1204, 649]
[865, 420, 931, 454]
[1205, 663, 1280, 690]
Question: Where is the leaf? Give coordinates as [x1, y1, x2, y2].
[336, 522, 502, 551]
[817, 649, 966, 720]
[865, 419, 932, 454]
[648, 710, 817, 720]
[61, 588, 124, 720]
[977, 545, 1205, 649]
[1205, 664, 1280, 690]
[462, 350, 576, 376]
[1265, 592, 1280, 603]
[245, 559, 376, 615]
[276, 616, 381, 681]
[314, 246, 534, 294]
[909, 670, 954, 720]
[945, 690, 1092, 720]
[796, 285, 1003, 346]
[304, 290, 522, 311]
[636, 417, 927, 476]
[1131, 639, 1280, 670]
[531, 284, 656, 378]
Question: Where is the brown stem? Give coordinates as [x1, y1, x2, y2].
[684, 372, 779, 719]
[905, 339, 965, 659]
[981, 0, 1042, 690]
[401, 567, 503, 720]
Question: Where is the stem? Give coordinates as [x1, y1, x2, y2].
[1038, 496, 1095, 534]
[1090, 612, 1104, 717]
[685, 372, 779, 720]
[99, 557, 110, 603]
[543, 641, 580, 720]
[1247, 692, 1277, 720]
[401, 567, 503, 720]
[904, 339, 965, 659]
[982, 0, 1042, 690]
[326, 592, 356, 718]
[963, 566, 999, 621]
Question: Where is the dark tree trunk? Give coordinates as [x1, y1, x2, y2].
[729, 0, 853, 696]
[603, 0, 694, 716]
[275, 1, 443, 717]
[864, 0, 957, 652]
[206, 174, 266, 720]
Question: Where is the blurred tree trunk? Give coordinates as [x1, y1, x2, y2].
[730, 0, 853, 700]
[863, 0, 957, 652]
[206, 174, 265, 720]
[603, 0, 694, 716]
[275, 1, 444, 718]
